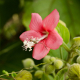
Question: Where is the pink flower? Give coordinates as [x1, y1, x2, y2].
[20, 9, 63, 60]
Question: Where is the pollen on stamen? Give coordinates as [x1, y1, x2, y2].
[22, 40, 28, 51]
[22, 35, 48, 52]
[22, 38, 36, 51]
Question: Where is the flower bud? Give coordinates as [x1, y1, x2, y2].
[15, 70, 32, 80]
[54, 60, 63, 69]
[73, 37, 80, 47]
[22, 58, 35, 68]
[2, 70, 9, 76]
[50, 57, 56, 62]
[45, 64, 55, 74]
[77, 56, 80, 64]
[15, 77, 23, 80]
[71, 37, 80, 51]
[68, 63, 80, 80]
[43, 55, 51, 63]
[34, 70, 43, 79]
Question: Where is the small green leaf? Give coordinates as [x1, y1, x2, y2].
[41, 74, 54, 80]
[56, 20, 70, 44]
[48, 48, 61, 58]
[48, 75, 54, 80]
[41, 73, 50, 80]
[11, 71, 17, 78]
[2, 70, 9, 76]
[55, 68, 68, 80]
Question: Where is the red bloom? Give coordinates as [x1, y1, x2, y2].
[20, 9, 63, 60]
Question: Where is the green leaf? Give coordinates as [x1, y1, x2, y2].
[22, 1, 33, 30]
[41, 73, 50, 80]
[41, 73, 54, 80]
[48, 47, 68, 60]
[48, 75, 54, 80]
[48, 48, 61, 58]
[56, 21, 70, 44]
[55, 68, 68, 80]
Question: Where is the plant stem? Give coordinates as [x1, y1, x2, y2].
[52, 70, 56, 77]
[60, 47, 63, 59]
[62, 41, 70, 52]
[33, 66, 40, 70]
[0, 41, 21, 56]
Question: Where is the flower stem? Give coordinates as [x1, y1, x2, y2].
[52, 70, 56, 77]
[62, 41, 70, 52]
[33, 66, 40, 70]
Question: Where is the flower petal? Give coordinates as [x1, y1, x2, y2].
[29, 13, 44, 33]
[19, 30, 41, 42]
[43, 9, 59, 32]
[45, 30, 63, 50]
[32, 40, 50, 60]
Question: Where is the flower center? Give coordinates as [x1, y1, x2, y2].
[22, 34, 48, 51]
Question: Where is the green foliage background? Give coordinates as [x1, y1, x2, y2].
[0, 0, 80, 75]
